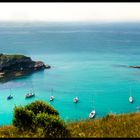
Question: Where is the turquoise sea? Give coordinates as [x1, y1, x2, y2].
[0, 22, 140, 125]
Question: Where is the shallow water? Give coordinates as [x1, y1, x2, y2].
[0, 22, 140, 125]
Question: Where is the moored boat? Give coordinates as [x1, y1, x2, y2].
[89, 96, 96, 119]
[73, 97, 78, 103]
[129, 96, 133, 103]
[7, 88, 13, 100]
[89, 109, 96, 119]
[50, 95, 54, 101]
[25, 93, 35, 98]
[7, 95, 13, 100]
[129, 87, 133, 103]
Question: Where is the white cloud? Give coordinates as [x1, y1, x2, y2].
[0, 3, 140, 22]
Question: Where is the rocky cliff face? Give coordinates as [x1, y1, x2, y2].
[0, 54, 50, 82]
[129, 66, 140, 68]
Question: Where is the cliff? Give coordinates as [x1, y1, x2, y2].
[0, 54, 50, 82]
[129, 66, 140, 68]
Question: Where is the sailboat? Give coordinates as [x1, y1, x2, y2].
[25, 89, 35, 98]
[50, 89, 54, 101]
[73, 97, 78, 103]
[7, 88, 13, 100]
[89, 96, 96, 119]
[89, 109, 96, 119]
[25, 82, 35, 99]
[129, 87, 133, 103]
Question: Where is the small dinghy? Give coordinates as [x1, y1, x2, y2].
[73, 97, 78, 103]
[129, 96, 133, 103]
[7, 95, 13, 100]
[25, 93, 35, 98]
[50, 96, 54, 101]
[89, 109, 96, 119]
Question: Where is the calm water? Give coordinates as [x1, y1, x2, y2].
[0, 22, 140, 125]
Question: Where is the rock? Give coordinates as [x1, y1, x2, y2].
[0, 54, 50, 82]
[129, 66, 140, 68]
[45, 64, 51, 69]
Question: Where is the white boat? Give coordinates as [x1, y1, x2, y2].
[50, 88, 54, 101]
[50, 96, 54, 101]
[89, 96, 96, 119]
[129, 96, 133, 103]
[128, 87, 133, 103]
[73, 97, 78, 103]
[25, 93, 35, 98]
[89, 109, 96, 119]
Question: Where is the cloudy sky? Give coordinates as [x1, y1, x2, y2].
[0, 3, 140, 22]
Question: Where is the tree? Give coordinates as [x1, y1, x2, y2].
[12, 100, 70, 138]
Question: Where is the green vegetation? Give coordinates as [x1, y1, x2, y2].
[0, 100, 140, 138]
[12, 100, 70, 138]
[0, 54, 48, 83]
[0, 54, 29, 60]
[67, 112, 140, 138]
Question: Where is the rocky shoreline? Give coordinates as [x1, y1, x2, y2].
[129, 66, 140, 68]
[0, 54, 50, 82]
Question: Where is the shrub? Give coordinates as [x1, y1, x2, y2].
[13, 106, 35, 131]
[35, 113, 70, 138]
[25, 100, 59, 116]
[12, 100, 70, 138]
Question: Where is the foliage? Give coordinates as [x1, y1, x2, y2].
[25, 100, 59, 116]
[1, 112, 140, 137]
[12, 100, 70, 138]
[0, 54, 28, 60]
[35, 113, 70, 138]
[67, 112, 140, 138]
[13, 106, 35, 131]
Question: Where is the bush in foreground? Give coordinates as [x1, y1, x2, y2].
[35, 113, 70, 138]
[12, 100, 70, 138]
[25, 100, 59, 116]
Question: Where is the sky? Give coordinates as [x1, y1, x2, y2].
[0, 3, 140, 22]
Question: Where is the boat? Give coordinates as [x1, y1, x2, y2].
[25, 93, 35, 98]
[50, 89, 55, 101]
[73, 97, 78, 103]
[50, 96, 54, 101]
[129, 87, 133, 103]
[129, 96, 133, 103]
[89, 109, 96, 119]
[7, 88, 13, 100]
[7, 95, 13, 100]
[89, 96, 96, 119]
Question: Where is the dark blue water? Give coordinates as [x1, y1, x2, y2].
[0, 22, 140, 125]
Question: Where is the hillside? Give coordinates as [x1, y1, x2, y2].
[0, 112, 140, 137]
[0, 54, 50, 82]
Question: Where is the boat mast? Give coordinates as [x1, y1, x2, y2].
[92, 95, 94, 110]
[130, 86, 131, 97]
[51, 88, 53, 96]
[30, 81, 34, 93]
[10, 88, 12, 95]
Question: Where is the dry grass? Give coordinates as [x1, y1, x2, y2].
[0, 112, 140, 138]
[67, 112, 140, 138]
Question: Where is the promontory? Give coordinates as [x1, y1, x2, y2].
[0, 54, 50, 82]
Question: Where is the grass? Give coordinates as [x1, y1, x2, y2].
[67, 112, 140, 138]
[0, 54, 29, 60]
[0, 112, 140, 138]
